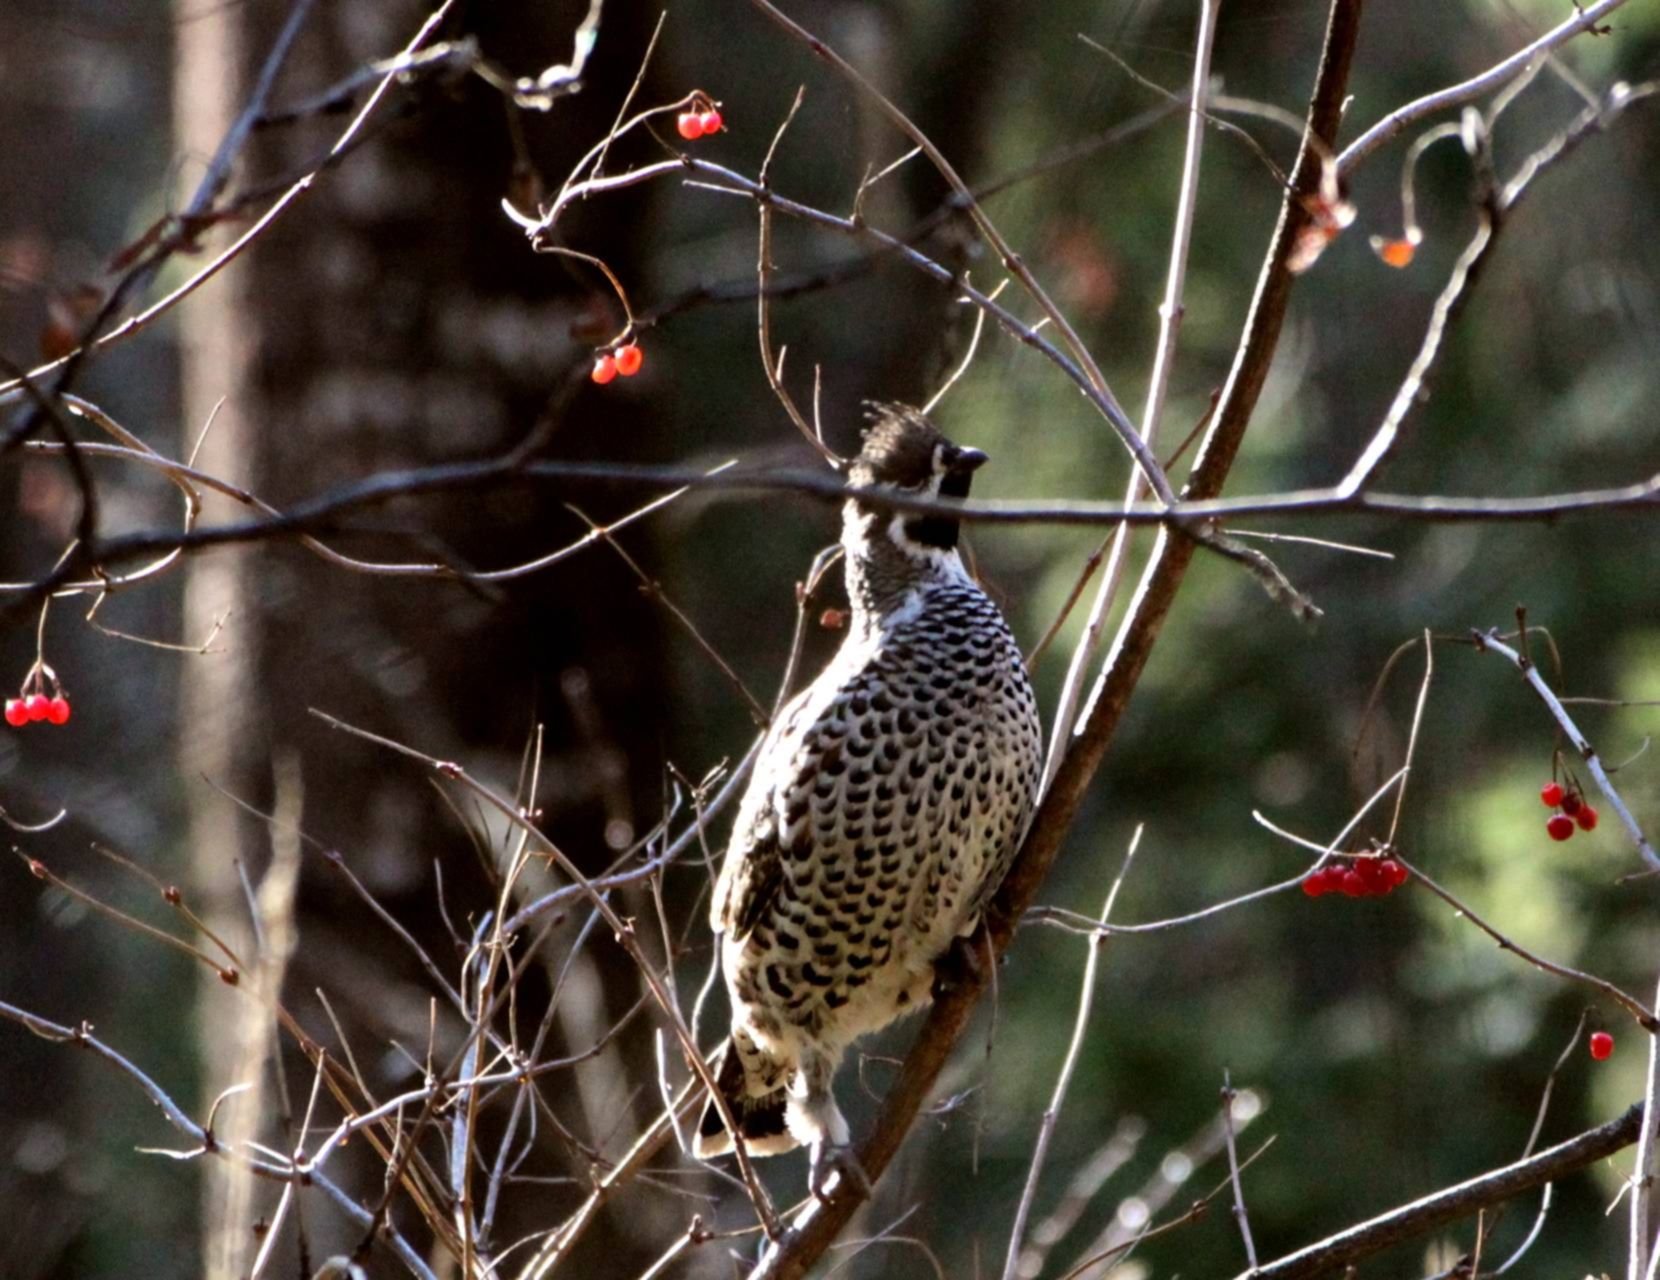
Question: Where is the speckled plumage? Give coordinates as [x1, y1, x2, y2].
[696, 406, 1043, 1182]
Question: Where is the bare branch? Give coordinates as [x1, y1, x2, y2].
[739, 0, 1170, 503]
[1634, 974, 1660, 1280]
[1337, 0, 1632, 174]
[1239, 1104, 1643, 1280]
[1340, 81, 1658, 495]
[1044, 0, 1221, 795]
[744, 6, 1366, 1271]
[1473, 629, 1660, 871]
[1398, 854, 1659, 1030]
[0, 999, 439, 1280]
[1001, 829, 1141, 1280]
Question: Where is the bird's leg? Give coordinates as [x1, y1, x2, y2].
[931, 925, 985, 999]
[787, 1053, 868, 1203]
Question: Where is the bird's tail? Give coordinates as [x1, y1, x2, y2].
[693, 1037, 798, 1159]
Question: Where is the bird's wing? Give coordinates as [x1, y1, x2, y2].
[718, 817, 786, 941]
[711, 683, 820, 939]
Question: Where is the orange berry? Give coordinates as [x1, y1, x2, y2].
[676, 111, 704, 140]
[699, 109, 723, 134]
[614, 343, 643, 377]
[591, 354, 618, 385]
[1377, 237, 1415, 268]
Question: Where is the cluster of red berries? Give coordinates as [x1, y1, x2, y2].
[5, 692, 71, 727]
[676, 104, 724, 140]
[1541, 780, 1598, 841]
[1589, 1030, 1615, 1061]
[1301, 856, 1409, 899]
[592, 342, 643, 385]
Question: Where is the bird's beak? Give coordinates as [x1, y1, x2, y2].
[946, 446, 989, 476]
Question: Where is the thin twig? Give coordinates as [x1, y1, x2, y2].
[1239, 1104, 1643, 1280]
[0, 999, 440, 1280]
[755, 88, 841, 468]
[1058, 1112, 1272, 1280]
[1220, 1072, 1258, 1270]
[1634, 971, 1660, 1280]
[309, 711, 783, 1242]
[739, 0, 1169, 502]
[1043, 0, 1220, 794]
[1397, 853, 1659, 1030]
[1473, 629, 1660, 870]
[1340, 82, 1656, 495]
[1386, 629, 1434, 846]
[1338, 0, 1632, 173]
[1001, 828, 1142, 1280]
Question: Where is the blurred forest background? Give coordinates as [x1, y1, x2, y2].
[2, 0, 1659, 1276]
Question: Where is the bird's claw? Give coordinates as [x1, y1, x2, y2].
[809, 1141, 871, 1204]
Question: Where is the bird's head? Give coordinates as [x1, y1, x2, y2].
[845, 403, 987, 559]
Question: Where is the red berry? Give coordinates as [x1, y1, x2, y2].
[1590, 1031, 1614, 1061]
[1576, 805, 1599, 831]
[614, 343, 643, 377]
[676, 111, 704, 140]
[3, 699, 26, 728]
[1379, 858, 1408, 889]
[1339, 869, 1367, 898]
[591, 354, 618, 385]
[1302, 872, 1327, 898]
[1540, 782, 1564, 808]
[23, 694, 50, 722]
[1560, 791, 1583, 817]
[1355, 859, 1389, 895]
[45, 696, 70, 726]
[699, 109, 723, 135]
[1546, 813, 1575, 842]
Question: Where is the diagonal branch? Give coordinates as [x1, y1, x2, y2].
[1241, 1104, 1642, 1280]
[737, 0, 1172, 504]
[1340, 80, 1657, 495]
[744, 3, 1365, 1276]
[1337, 0, 1632, 174]
[1044, 0, 1221, 794]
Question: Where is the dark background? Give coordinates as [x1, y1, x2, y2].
[2, 0, 1659, 1276]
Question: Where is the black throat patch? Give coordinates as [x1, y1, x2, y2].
[904, 468, 972, 550]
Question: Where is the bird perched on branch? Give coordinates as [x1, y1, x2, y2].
[696, 404, 1043, 1196]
